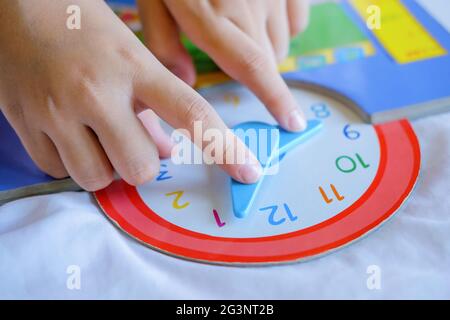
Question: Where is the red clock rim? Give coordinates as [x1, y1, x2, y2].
[95, 120, 420, 264]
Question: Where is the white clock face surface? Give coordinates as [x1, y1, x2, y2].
[135, 83, 380, 238]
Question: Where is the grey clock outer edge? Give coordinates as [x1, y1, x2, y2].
[93, 162, 421, 267]
[92, 81, 422, 267]
[0, 178, 82, 206]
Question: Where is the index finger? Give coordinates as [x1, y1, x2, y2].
[134, 59, 262, 184]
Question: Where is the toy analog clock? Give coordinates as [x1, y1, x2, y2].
[95, 82, 420, 265]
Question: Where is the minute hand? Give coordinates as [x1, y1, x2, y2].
[231, 119, 322, 219]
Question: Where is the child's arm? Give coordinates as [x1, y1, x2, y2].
[0, 0, 262, 191]
[137, 0, 310, 132]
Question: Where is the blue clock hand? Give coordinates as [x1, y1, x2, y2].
[231, 120, 322, 218]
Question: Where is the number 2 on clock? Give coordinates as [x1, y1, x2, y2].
[165, 191, 190, 210]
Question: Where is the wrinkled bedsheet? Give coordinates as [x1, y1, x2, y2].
[0, 112, 449, 299]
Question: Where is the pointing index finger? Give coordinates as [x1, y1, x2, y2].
[134, 61, 262, 184]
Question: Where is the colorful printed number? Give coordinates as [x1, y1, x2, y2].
[165, 191, 190, 209]
[311, 103, 331, 119]
[336, 153, 370, 173]
[157, 164, 172, 181]
[343, 124, 361, 140]
[213, 209, 226, 228]
[319, 184, 345, 204]
[259, 203, 298, 226]
[224, 93, 240, 108]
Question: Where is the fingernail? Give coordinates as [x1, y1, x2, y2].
[238, 163, 262, 184]
[287, 110, 307, 132]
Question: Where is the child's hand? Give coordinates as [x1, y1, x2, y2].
[137, 0, 309, 131]
[0, 0, 261, 191]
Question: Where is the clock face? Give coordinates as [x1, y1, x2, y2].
[95, 82, 420, 265]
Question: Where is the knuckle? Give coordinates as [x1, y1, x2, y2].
[77, 173, 113, 192]
[116, 45, 141, 66]
[25, 145, 65, 179]
[74, 81, 112, 122]
[2, 102, 25, 123]
[41, 96, 67, 126]
[240, 50, 270, 77]
[36, 160, 68, 180]
[121, 154, 159, 186]
[179, 95, 211, 128]
[77, 78, 100, 103]
[72, 70, 105, 110]
[264, 88, 290, 112]
[76, 81, 101, 110]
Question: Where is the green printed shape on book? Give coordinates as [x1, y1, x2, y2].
[178, 2, 369, 74]
[289, 2, 368, 56]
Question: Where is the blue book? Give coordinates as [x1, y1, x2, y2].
[0, 112, 79, 205]
[283, 0, 450, 123]
[108, 0, 450, 123]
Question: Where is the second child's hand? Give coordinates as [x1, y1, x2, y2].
[137, 0, 310, 132]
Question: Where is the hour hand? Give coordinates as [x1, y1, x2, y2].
[231, 120, 322, 218]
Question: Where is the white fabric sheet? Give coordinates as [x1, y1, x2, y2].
[0, 113, 449, 299]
